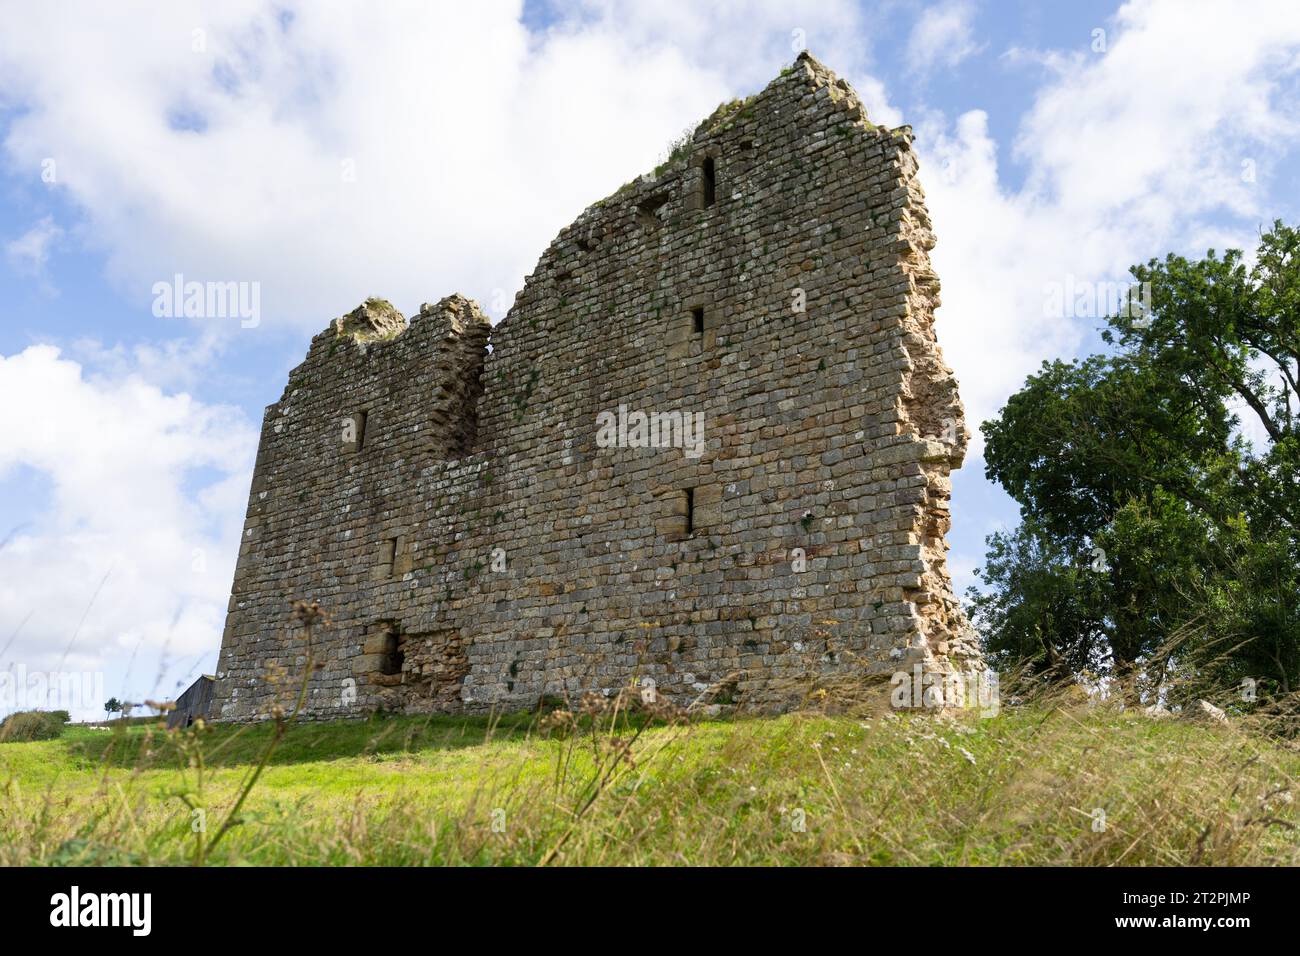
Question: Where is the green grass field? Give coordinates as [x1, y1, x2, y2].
[1, 698, 1296, 866]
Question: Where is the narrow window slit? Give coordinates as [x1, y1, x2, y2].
[355, 410, 368, 451]
[702, 158, 716, 208]
[381, 536, 399, 576]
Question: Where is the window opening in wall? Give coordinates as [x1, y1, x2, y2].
[355, 409, 369, 451]
[702, 157, 716, 208]
[371, 536, 411, 583]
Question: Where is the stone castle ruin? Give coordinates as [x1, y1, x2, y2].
[212, 52, 980, 722]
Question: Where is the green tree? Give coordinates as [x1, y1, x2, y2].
[973, 221, 1300, 700]
[104, 697, 122, 720]
[1118, 220, 1299, 535]
[965, 519, 1108, 680]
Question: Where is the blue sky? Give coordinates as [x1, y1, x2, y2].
[2, 0, 1298, 718]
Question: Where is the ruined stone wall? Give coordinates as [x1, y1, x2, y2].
[212, 52, 977, 722]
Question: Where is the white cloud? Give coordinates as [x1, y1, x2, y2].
[66, 330, 229, 394]
[4, 1, 1295, 442]
[0, 0, 876, 330]
[918, 0, 1300, 450]
[0, 345, 257, 715]
[4, 215, 62, 291]
[907, 0, 983, 73]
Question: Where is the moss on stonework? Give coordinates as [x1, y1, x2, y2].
[697, 94, 758, 139]
[611, 177, 641, 199]
[649, 92, 757, 179]
[336, 297, 408, 344]
[653, 127, 695, 178]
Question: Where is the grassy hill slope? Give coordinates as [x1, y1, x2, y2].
[1, 700, 1296, 866]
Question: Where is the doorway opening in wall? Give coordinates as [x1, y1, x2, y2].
[380, 625, 404, 676]
[702, 157, 716, 208]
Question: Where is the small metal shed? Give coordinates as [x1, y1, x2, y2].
[166, 675, 215, 729]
